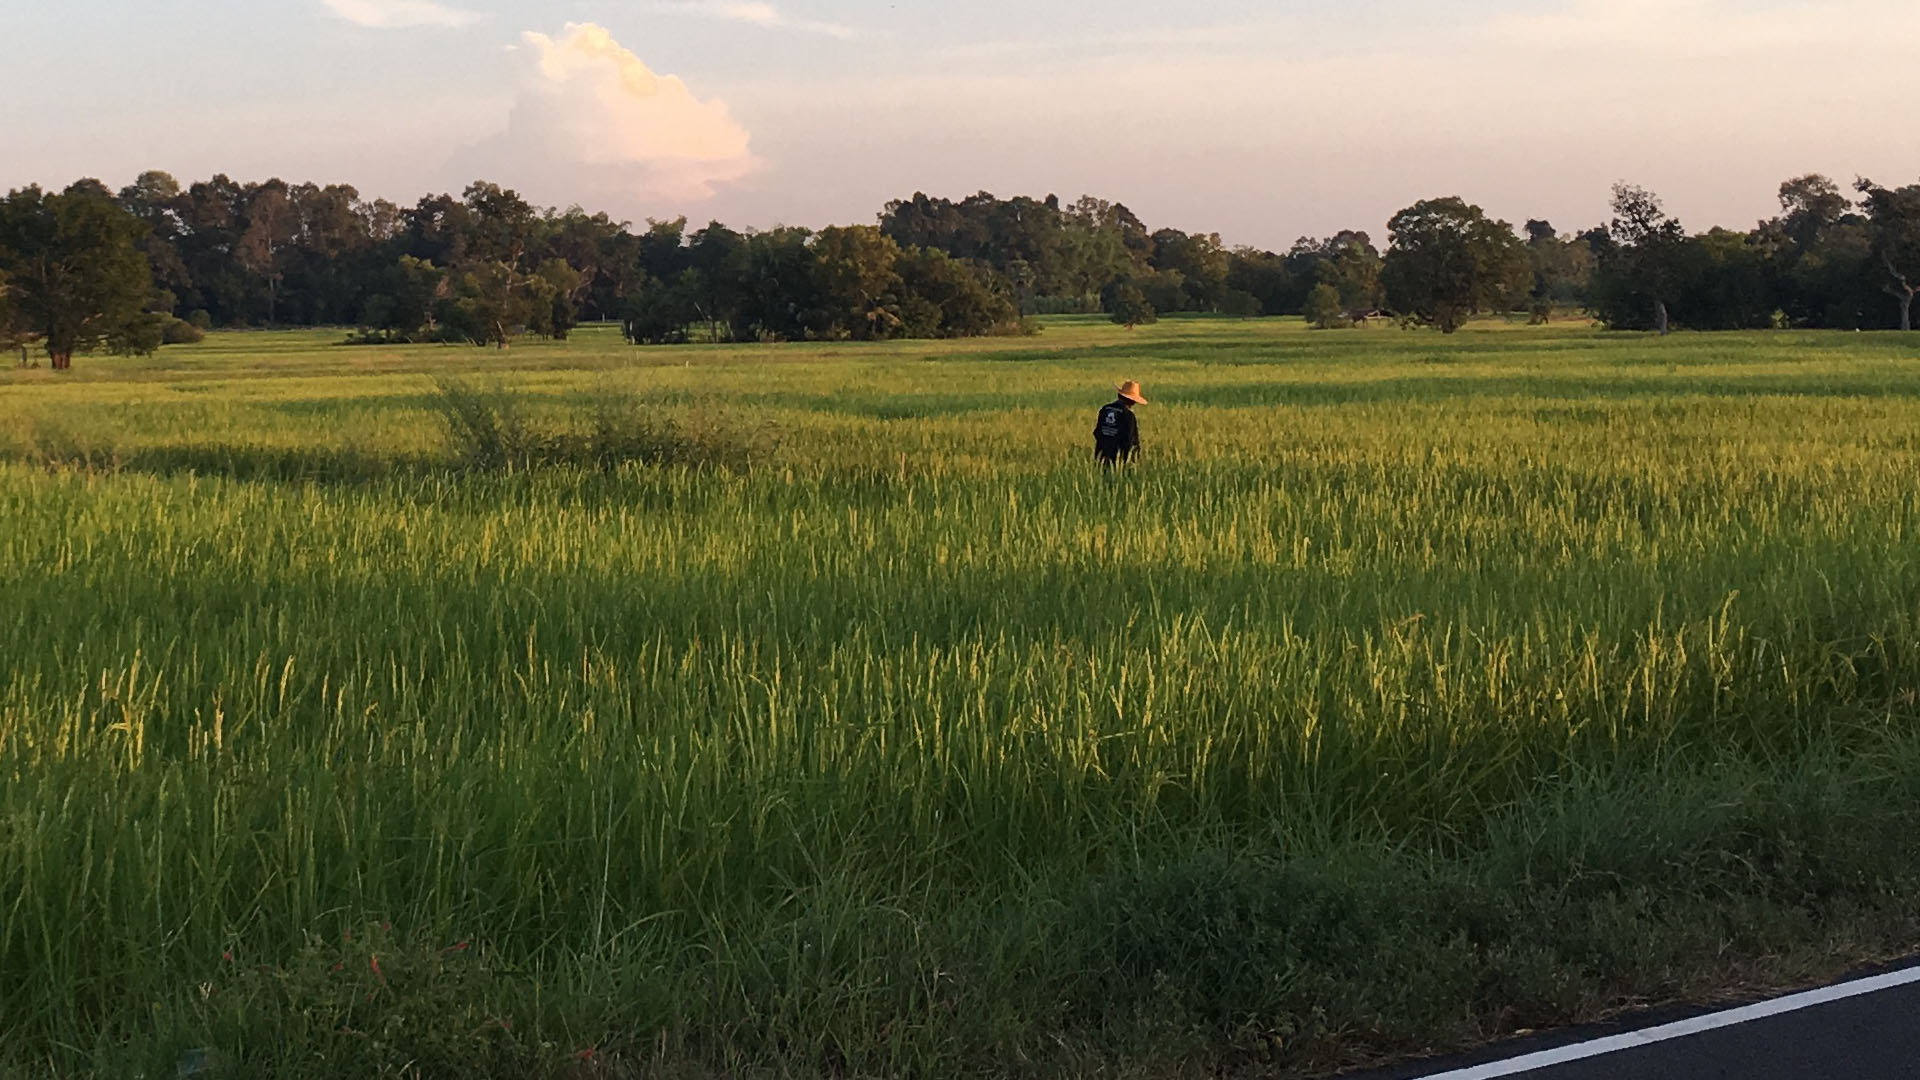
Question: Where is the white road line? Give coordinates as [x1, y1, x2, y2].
[1412, 965, 1920, 1080]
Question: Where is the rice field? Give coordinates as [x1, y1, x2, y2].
[6, 318, 1920, 1078]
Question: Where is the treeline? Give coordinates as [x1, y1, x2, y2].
[2, 170, 1918, 368]
[0, 175, 1040, 362]
[877, 179, 1920, 335]
[1580, 177, 1920, 334]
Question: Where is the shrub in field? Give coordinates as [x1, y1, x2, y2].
[431, 377, 774, 472]
[432, 377, 541, 471]
[162, 316, 207, 345]
[583, 390, 775, 471]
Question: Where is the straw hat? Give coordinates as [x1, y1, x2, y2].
[1116, 380, 1148, 404]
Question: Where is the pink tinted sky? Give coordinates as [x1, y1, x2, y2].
[3, 0, 1918, 247]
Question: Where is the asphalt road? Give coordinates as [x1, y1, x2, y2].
[1345, 964, 1920, 1080]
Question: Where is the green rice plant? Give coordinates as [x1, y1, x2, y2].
[432, 375, 539, 471]
[429, 373, 774, 473]
[5, 318, 1920, 1077]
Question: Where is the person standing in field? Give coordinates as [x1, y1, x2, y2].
[1094, 381, 1146, 467]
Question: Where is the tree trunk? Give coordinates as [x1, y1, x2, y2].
[1902, 289, 1915, 333]
[1654, 299, 1670, 336]
[50, 350, 72, 370]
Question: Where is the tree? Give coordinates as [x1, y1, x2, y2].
[1673, 228, 1774, 330]
[1779, 219, 1880, 329]
[0, 266, 28, 364]
[0, 182, 156, 369]
[685, 222, 751, 342]
[1856, 179, 1920, 332]
[1524, 220, 1593, 322]
[1149, 228, 1229, 310]
[461, 181, 539, 268]
[737, 227, 817, 341]
[1068, 196, 1152, 267]
[1314, 233, 1385, 313]
[1382, 197, 1530, 333]
[986, 196, 1067, 307]
[542, 208, 640, 322]
[1603, 183, 1687, 334]
[1102, 280, 1156, 329]
[809, 225, 904, 340]
[281, 182, 375, 325]
[237, 180, 297, 325]
[117, 170, 192, 303]
[1226, 248, 1294, 315]
[1057, 196, 1147, 305]
[1219, 289, 1262, 318]
[1760, 175, 1877, 329]
[635, 217, 691, 285]
[174, 174, 250, 326]
[365, 255, 447, 339]
[621, 273, 696, 345]
[401, 192, 476, 268]
[1303, 283, 1348, 329]
[897, 248, 1019, 337]
[438, 262, 553, 348]
[1775, 175, 1852, 250]
[532, 258, 584, 339]
[881, 190, 1147, 312]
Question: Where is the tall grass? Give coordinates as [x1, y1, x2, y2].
[5, 320, 1920, 1076]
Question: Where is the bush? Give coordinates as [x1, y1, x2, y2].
[584, 394, 775, 471]
[186, 309, 214, 331]
[1103, 282, 1158, 329]
[430, 378, 775, 473]
[105, 311, 167, 355]
[341, 328, 429, 346]
[161, 317, 206, 345]
[1304, 283, 1351, 329]
[431, 378, 540, 471]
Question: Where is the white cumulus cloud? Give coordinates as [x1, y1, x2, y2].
[321, 0, 485, 29]
[657, 1, 860, 40]
[447, 23, 759, 210]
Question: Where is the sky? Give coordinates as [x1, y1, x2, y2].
[2, 0, 1918, 249]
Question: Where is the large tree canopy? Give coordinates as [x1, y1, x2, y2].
[809, 225, 906, 341]
[1856, 179, 1920, 332]
[1382, 197, 1530, 333]
[1599, 183, 1688, 335]
[0, 183, 156, 369]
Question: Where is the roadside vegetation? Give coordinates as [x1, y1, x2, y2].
[5, 319, 1920, 1077]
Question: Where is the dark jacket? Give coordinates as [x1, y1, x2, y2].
[1093, 399, 1139, 461]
